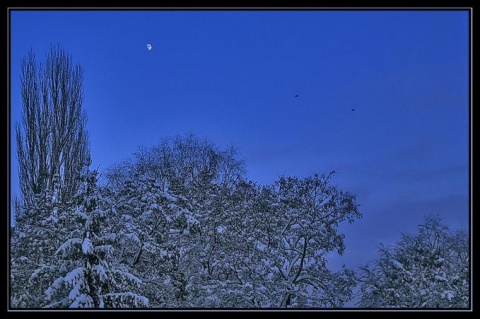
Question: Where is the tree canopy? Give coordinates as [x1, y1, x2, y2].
[11, 134, 363, 308]
[15, 44, 89, 215]
[358, 216, 469, 308]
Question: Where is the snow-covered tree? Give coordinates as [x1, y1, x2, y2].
[177, 180, 253, 307]
[358, 216, 470, 308]
[223, 173, 361, 308]
[42, 165, 148, 308]
[101, 136, 362, 308]
[104, 134, 244, 307]
[180, 173, 361, 308]
[109, 173, 198, 307]
[269, 173, 360, 307]
[105, 134, 244, 198]
[11, 174, 67, 308]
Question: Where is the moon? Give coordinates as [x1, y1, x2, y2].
[146, 43, 152, 51]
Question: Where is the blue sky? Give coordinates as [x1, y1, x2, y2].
[9, 9, 470, 270]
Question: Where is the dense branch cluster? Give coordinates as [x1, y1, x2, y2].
[15, 44, 89, 214]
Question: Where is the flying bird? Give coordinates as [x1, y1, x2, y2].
[146, 43, 153, 51]
[294, 94, 299, 98]
[351, 108, 355, 111]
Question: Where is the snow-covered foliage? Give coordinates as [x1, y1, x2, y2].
[187, 174, 361, 308]
[11, 174, 67, 307]
[11, 164, 148, 308]
[104, 135, 361, 308]
[358, 216, 470, 308]
[109, 173, 195, 307]
[11, 135, 363, 308]
[43, 165, 148, 308]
